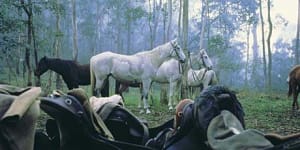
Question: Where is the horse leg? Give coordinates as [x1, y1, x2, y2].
[95, 78, 105, 97]
[168, 82, 175, 110]
[296, 86, 300, 110]
[100, 77, 109, 97]
[142, 80, 151, 114]
[292, 84, 298, 110]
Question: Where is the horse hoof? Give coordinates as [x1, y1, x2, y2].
[139, 109, 145, 114]
[168, 106, 174, 110]
[146, 109, 151, 114]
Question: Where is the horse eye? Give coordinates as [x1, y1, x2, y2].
[204, 56, 208, 58]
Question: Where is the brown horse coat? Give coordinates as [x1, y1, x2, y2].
[287, 65, 300, 110]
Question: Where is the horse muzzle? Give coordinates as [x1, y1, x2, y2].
[207, 66, 212, 70]
[179, 59, 185, 63]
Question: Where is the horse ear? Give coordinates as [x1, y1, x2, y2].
[171, 39, 178, 46]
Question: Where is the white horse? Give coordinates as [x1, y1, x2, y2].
[90, 39, 186, 114]
[117, 49, 215, 110]
[154, 49, 215, 110]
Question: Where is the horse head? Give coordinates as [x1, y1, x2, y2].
[170, 39, 186, 63]
[199, 49, 213, 70]
[34, 56, 49, 76]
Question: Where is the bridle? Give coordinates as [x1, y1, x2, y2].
[199, 51, 209, 69]
[170, 42, 183, 62]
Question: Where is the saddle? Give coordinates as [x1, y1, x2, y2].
[40, 88, 152, 150]
[0, 84, 41, 150]
[39, 86, 300, 150]
[96, 102, 149, 145]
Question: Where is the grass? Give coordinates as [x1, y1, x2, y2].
[238, 91, 300, 135]
[3, 74, 296, 136]
[36, 86, 300, 136]
[2, 74, 299, 137]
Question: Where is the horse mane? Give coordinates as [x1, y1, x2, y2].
[289, 65, 300, 77]
[135, 41, 171, 57]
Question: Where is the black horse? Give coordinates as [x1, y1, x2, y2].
[34, 56, 109, 96]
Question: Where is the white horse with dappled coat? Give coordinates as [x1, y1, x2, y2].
[154, 49, 216, 110]
[90, 39, 186, 114]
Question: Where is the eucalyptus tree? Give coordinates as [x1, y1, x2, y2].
[259, 0, 267, 89]
[295, 0, 300, 64]
[181, 0, 189, 98]
[266, 0, 273, 90]
[202, 0, 258, 87]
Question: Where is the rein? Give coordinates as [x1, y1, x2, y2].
[170, 42, 181, 60]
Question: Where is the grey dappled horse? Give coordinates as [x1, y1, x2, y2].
[90, 39, 186, 114]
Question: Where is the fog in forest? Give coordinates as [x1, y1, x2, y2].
[0, 0, 298, 93]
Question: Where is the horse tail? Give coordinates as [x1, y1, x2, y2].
[90, 61, 96, 96]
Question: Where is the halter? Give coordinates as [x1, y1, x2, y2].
[170, 42, 182, 61]
[199, 51, 208, 69]
[191, 51, 210, 82]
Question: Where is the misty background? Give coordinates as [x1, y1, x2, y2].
[0, 0, 298, 93]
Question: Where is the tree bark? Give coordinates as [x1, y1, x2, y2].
[161, 0, 173, 104]
[259, 0, 267, 89]
[245, 24, 250, 87]
[55, 0, 63, 90]
[181, 0, 189, 99]
[167, 0, 172, 41]
[21, 0, 33, 86]
[251, 16, 259, 88]
[178, 0, 182, 44]
[72, 0, 78, 61]
[148, 0, 154, 49]
[199, 0, 207, 49]
[296, 0, 300, 64]
[266, 0, 273, 90]
[126, 0, 132, 54]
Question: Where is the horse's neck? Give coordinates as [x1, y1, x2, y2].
[47, 59, 66, 75]
[140, 43, 172, 68]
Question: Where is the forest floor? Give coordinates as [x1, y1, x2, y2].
[36, 86, 300, 136]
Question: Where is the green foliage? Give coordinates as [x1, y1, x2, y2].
[125, 6, 146, 23]
[45, 0, 66, 17]
[208, 35, 226, 56]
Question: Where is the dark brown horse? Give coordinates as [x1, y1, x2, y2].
[34, 56, 109, 96]
[287, 65, 300, 110]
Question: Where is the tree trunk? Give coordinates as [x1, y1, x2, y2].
[126, 0, 132, 54]
[251, 17, 259, 88]
[72, 0, 78, 61]
[167, 0, 172, 41]
[55, 0, 63, 90]
[161, 0, 173, 104]
[21, 0, 33, 86]
[259, 0, 267, 89]
[178, 0, 182, 44]
[266, 0, 273, 90]
[32, 19, 40, 86]
[199, 0, 207, 49]
[163, 3, 167, 43]
[245, 24, 250, 88]
[148, 0, 154, 49]
[181, 0, 189, 99]
[296, 0, 300, 64]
